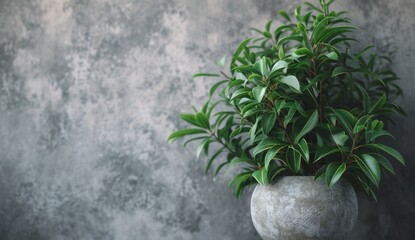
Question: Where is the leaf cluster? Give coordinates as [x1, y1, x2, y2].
[168, 0, 405, 199]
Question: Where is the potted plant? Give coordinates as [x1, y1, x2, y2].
[168, 0, 405, 239]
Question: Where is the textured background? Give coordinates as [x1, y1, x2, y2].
[0, 0, 414, 239]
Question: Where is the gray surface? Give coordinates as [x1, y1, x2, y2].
[251, 177, 358, 240]
[0, 0, 414, 239]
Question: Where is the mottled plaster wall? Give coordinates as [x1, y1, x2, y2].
[0, 0, 413, 239]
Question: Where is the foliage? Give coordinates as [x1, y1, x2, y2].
[168, 0, 405, 199]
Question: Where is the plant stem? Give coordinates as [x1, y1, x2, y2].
[220, 71, 232, 80]
[277, 117, 294, 145]
[346, 132, 362, 163]
[211, 132, 241, 159]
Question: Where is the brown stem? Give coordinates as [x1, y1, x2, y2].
[211, 132, 239, 157]
[346, 132, 362, 163]
[220, 71, 232, 80]
[277, 117, 294, 145]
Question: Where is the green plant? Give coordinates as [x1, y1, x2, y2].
[168, 0, 405, 199]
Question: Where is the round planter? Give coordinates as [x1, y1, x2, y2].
[250, 176, 358, 240]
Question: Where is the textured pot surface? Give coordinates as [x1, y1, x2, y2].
[251, 176, 358, 240]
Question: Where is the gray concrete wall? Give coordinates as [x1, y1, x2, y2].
[0, 0, 414, 239]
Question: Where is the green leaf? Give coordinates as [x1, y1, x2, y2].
[371, 153, 395, 175]
[230, 127, 242, 139]
[262, 112, 277, 135]
[312, 17, 330, 42]
[278, 46, 285, 59]
[355, 45, 374, 59]
[280, 75, 301, 93]
[294, 110, 318, 143]
[230, 88, 250, 101]
[168, 129, 207, 142]
[214, 162, 228, 177]
[356, 84, 371, 113]
[253, 138, 279, 156]
[265, 145, 285, 169]
[277, 10, 291, 21]
[180, 114, 201, 127]
[368, 130, 393, 142]
[304, 2, 323, 13]
[318, 26, 357, 43]
[257, 57, 270, 77]
[265, 19, 273, 32]
[192, 73, 220, 78]
[329, 108, 356, 137]
[314, 146, 341, 162]
[332, 66, 347, 77]
[353, 115, 372, 134]
[270, 166, 287, 181]
[283, 104, 298, 128]
[253, 86, 267, 103]
[331, 131, 349, 146]
[298, 138, 310, 162]
[356, 154, 381, 187]
[271, 60, 289, 74]
[275, 100, 287, 115]
[290, 149, 301, 173]
[183, 136, 207, 147]
[325, 162, 346, 187]
[228, 157, 252, 168]
[209, 80, 228, 98]
[366, 144, 405, 165]
[196, 138, 211, 159]
[229, 172, 252, 197]
[325, 52, 338, 60]
[205, 147, 225, 174]
[369, 94, 386, 113]
[315, 165, 327, 181]
[252, 168, 269, 185]
[295, 48, 314, 58]
[250, 118, 260, 142]
[201, 99, 210, 114]
[196, 112, 210, 129]
[241, 102, 259, 115]
[294, 5, 301, 19]
[231, 38, 251, 74]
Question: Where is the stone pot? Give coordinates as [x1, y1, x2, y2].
[250, 176, 358, 240]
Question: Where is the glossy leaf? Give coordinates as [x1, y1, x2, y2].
[373, 153, 395, 175]
[168, 129, 207, 142]
[325, 52, 338, 60]
[265, 145, 285, 169]
[280, 75, 301, 93]
[271, 60, 289, 74]
[366, 144, 405, 165]
[298, 138, 310, 162]
[315, 146, 341, 162]
[196, 112, 210, 129]
[253, 86, 267, 103]
[205, 147, 225, 174]
[277, 10, 291, 21]
[252, 168, 269, 185]
[356, 154, 381, 187]
[332, 66, 347, 77]
[290, 149, 302, 173]
[262, 112, 277, 135]
[192, 73, 220, 78]
[325, 162, 346, 187]
[253, 138, 279, 156]
[294, 110, 318, 143]
[315, 165, 327, 181]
